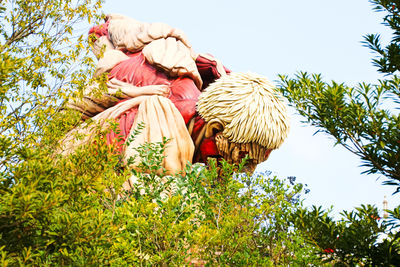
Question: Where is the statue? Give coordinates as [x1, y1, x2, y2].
[62, 14, 290, 176]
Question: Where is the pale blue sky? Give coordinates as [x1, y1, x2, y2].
[102, 0, 398, 216]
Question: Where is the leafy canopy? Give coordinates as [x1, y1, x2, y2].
[0, 0, 104, 174]
[277, 1, 400, 265]
[278, 0, 400, 190]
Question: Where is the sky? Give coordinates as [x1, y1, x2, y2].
[101, 0, 398, 217]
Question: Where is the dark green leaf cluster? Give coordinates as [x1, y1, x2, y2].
[278, 73, 400, 187]
[293, 204, 400, 266]
[278, 1, 400, 265]
[364, 0, 400, 74]
[278, 0, 400, 188]
[0, 134, 127, 265]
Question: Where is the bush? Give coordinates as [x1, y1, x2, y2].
[0, 124, 321, 266]
[292, 204, 400, 266]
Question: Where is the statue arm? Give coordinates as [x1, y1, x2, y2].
[66, 79, 170, 119]
[106, 78, 170, 98]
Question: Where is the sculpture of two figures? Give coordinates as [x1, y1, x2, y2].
[62, 14, 290, 179]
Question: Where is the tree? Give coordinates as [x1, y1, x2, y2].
[292, 204, 400, 266]
[364, 0, 400, 74]
[277, 0, 400, 190]
[0, 121, 321, 265]
[0, 0, 104, 176]
[277, 1, 400, 265]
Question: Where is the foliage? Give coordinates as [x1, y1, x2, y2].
[278, 72, 400, 187]
[277, 1, 400, 189]
[293, 204, 400, 266]
[0, 1, 107, 263]
[0, 0, 104, 174]
[277, 0, 400, 265]
[364, 0, 400, 74]
[104, 133, 319, 265]
[0, 124, 320, 265]
[0, 133, 128, 265]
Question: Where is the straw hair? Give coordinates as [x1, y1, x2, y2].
[197, 72, 290, 149]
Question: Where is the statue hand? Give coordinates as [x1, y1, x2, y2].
[107, 78, 130, 97]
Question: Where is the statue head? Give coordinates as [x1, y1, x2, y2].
[197, 72, 290, 172]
